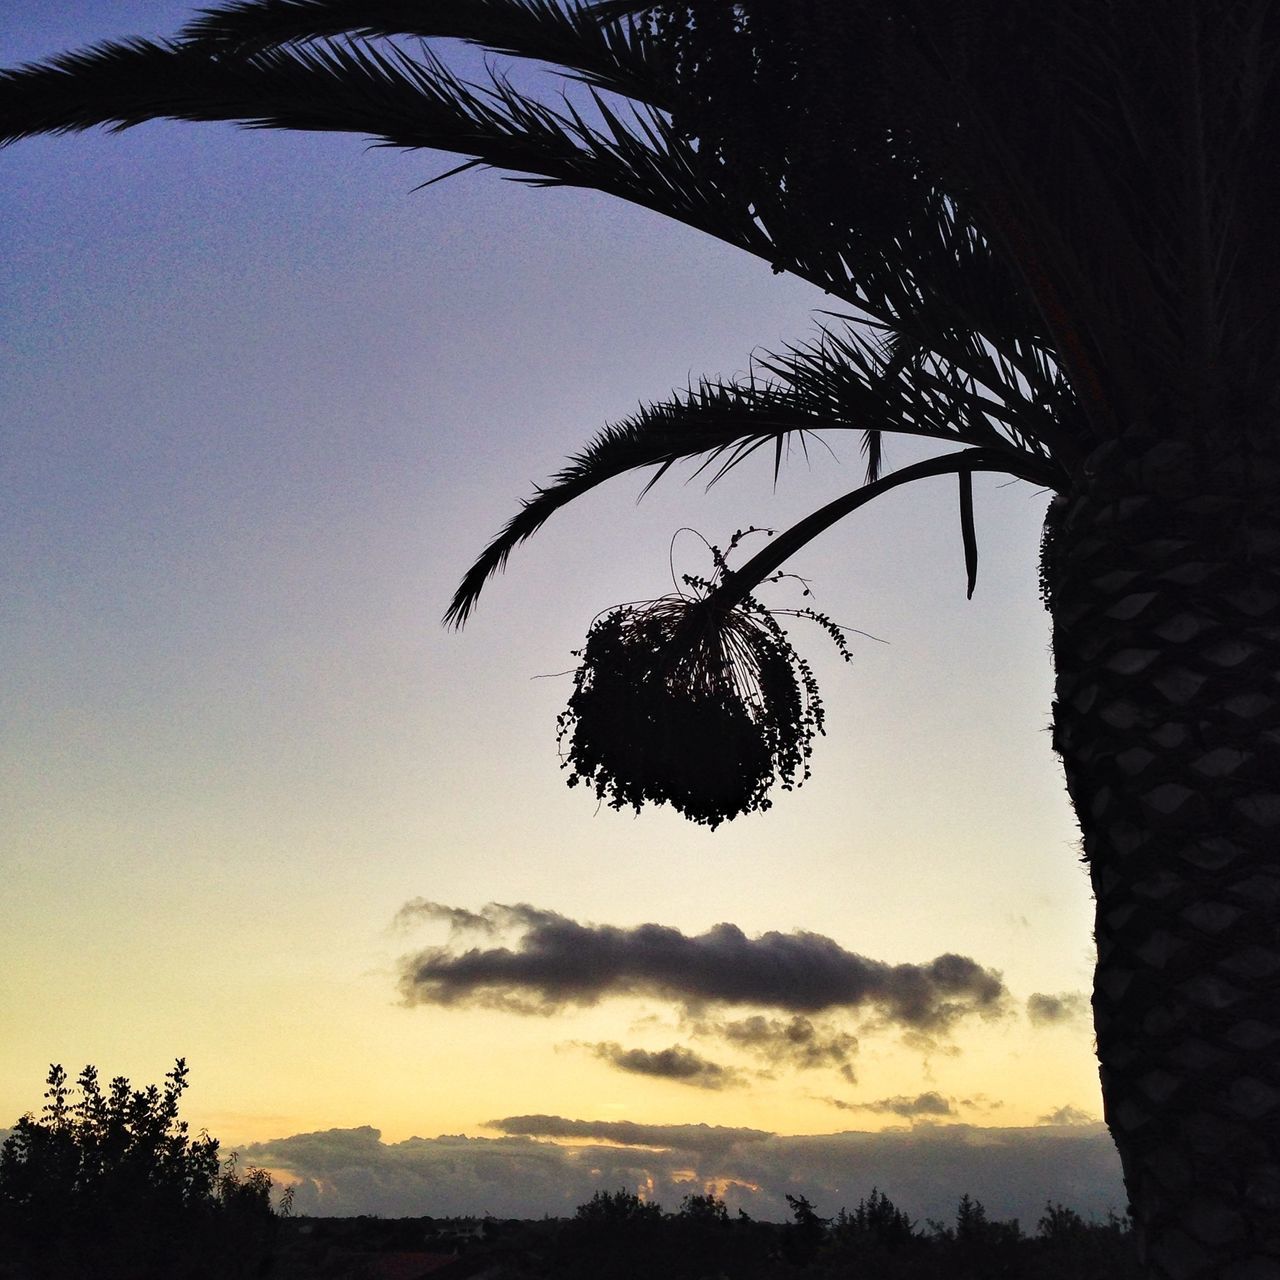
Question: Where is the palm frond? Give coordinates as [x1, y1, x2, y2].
[443, 320, 1070, 627]
[0, 28, 1049, 359]
[444, 379, 837, 628]
[0, 36, 776, 262]
[711, 447, 1058, 614]
[181, 0, 673, 107]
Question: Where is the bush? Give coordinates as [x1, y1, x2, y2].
[0, 1059, 285, 1279]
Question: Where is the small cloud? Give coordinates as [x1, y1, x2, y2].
[581, 1042, 745, 1090]
[899, 1029, 963, 1063]
[392, 899, 503, 934]
[1038, 1104, 1095, 1127]
[826, 1091, 956, 1120]
[1027, 992, 1089, 1027]
[688, 1014, 858, 1080]
[959, 1095, 1004, 1113]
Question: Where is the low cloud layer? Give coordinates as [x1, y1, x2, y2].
[396, 903, 1009, 1032]
[244, 1118, 1125, 1227]
[582, 1042, 744, 1090]
[1027, 992, 1089, 1027]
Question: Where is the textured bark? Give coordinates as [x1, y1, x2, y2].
[1048, 434, 1280, 1279]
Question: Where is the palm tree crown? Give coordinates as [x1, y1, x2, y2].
[0, 0, 1078, 624]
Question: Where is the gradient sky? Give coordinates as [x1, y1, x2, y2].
[1, 2, 1119, 1225]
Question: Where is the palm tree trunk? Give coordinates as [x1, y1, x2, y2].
[1047, 433, 1280, 1278]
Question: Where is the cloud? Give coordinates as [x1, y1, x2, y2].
[244, 1119, 1125, 1228]
[824, 1091, 956, 1119]
[396, 903, 1009, 1031]
[239, 1125, 613, 1219]
[1037, 1104, 1096, 1127]
[580, 1042, 744, 1090]
[898, 1029, 963, 1064]
[487, 1116, 771, 1156]
[959, 1095, 1004, 1113]
[700, 1015, 859, 1080]
[1027, 992, 1089, 1027]
[393, 900, 499, 934]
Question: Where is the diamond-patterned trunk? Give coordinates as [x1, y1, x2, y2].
[1048, 434, 1280, 1279]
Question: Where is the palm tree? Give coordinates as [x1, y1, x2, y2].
[2, 3, 1278, 1273]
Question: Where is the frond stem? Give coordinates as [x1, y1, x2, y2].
[710, 447, 1059, 611]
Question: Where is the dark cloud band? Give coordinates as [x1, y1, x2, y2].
[709, 1014, 859, 1079]
[397, 903, 1008, 1031]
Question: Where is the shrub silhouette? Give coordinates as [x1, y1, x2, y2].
[0, 1059, 284, 1279]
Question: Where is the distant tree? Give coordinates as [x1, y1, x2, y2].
[677, 1191, 729, 1224]
[1038, 1201, 1089, 1243]
[574, 1187, 664, 1223]
[0, 1060, 285, 1279]
[563, 1187, 668, 1280]
[783, 1193, 829, 1266]
[923, 1193, 1022, 1279]
[831, 1187, 916, 1252]
[1030, 1203, 1143, 1280]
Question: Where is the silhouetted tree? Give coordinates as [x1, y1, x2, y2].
[561, 1187, 667, 1279]
[0, 1060, 284, 1279]
[782, 1192, 828, 1266]
[1038, 1201, 1089, 1244]
[574, 1187, 664, 1224]
[676, 1191, 729, 1224]
[4, 5, 1280, 1273]
[831, 1187, 916, 1252]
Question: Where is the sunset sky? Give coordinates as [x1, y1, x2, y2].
[2, 2, 1122, 1225]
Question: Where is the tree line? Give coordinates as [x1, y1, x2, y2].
[542, 1186, 1140, 1280]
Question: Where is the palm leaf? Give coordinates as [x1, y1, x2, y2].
[0, 11, 1066, 378]
[180, 0, 673, 107]
[443, 319, 1069, 626]
[0, 36, 779, 259]
[710, 447, 1057, 614]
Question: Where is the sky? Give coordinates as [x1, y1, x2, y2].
[0, 2, 1122, 1227]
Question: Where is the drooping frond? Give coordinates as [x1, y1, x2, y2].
[0, 5, 1043, 337]
[180, 0, 673, 107]
[443, 317, 1071, 626]
[444, 379, 832, 628]
[443, 176, 1080, 626]
[0, 5, 1077, 366]
[0, 36, 777, 265]
[709, 447, 1059, 615]
[1, 6, 1092, 638]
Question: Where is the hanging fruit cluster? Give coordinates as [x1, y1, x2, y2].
[557, 545, 851, 827]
